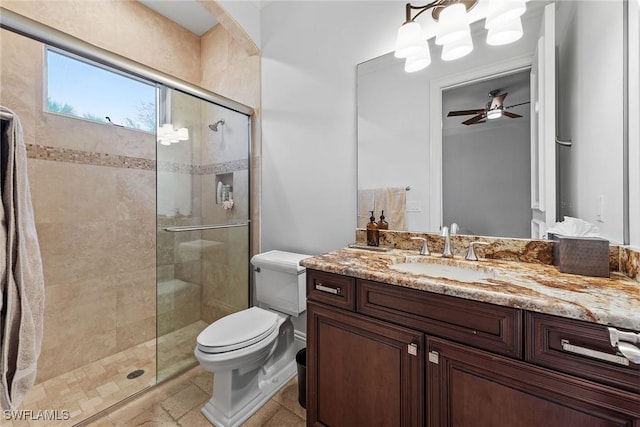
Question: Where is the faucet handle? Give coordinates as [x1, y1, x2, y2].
[465, 241, 490, 261]
[410, 237, 430, 256]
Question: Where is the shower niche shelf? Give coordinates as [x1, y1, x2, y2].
[216, 173, 233, 204]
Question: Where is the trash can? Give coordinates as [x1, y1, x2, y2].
[296, 348, 306, 409]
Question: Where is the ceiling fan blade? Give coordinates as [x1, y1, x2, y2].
[447, 109, 485, 117]
[505, 101, 531, 109]
[462, 114, 485, 125]
[490, 93, 507, 109]
[503, 111, 522, 118]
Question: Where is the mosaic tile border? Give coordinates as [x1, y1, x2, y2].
[27, 144, 154, 171]
[27, 144, 248, 175]
[157, 158, 248, 175]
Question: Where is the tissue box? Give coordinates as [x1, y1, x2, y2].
[552, 235, 610, 278]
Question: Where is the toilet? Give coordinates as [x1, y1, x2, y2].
[194, 250, 312, 427]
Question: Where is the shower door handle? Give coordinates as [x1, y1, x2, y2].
[163, 222, 249, 232]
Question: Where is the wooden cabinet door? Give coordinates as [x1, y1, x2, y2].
[427, 337, 640, 427]
[307, 301, 424, 427]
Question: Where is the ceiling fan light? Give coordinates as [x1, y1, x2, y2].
[486, 107, 503, 120]
[395, 21, 424, 58]
[485, 0, 526, 29]
[441, 31, 473, 61]
[487, 17, 523, 45]
[435, 3, 470, 46]
[404, 43, 431, 73]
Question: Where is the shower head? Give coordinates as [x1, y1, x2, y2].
[209, 119, 225, 132]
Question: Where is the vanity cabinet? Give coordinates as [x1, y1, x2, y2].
[306, 301, 424, 427]
[427, 337, 639, 426]
[306, 268, 640, 427]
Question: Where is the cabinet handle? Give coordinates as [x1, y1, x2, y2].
[408, 343, 418, 356]
[561, 339, 630, 366]
[315, 282, 340, 295]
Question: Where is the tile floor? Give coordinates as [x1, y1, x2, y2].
[3, 321, 209, 427]
[4, 340, 155, 427]
[85, 367, 306, 427]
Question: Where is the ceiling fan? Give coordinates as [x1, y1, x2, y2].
[447, 89, 530, 125]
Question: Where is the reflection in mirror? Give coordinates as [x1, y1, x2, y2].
[357, 0, 628, 243]
[443, 70, 531, 238]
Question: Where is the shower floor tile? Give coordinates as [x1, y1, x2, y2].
[4, 339, 155, 427]
[3, 320, 207, 426]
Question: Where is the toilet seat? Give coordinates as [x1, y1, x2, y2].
[197, 307, 279, 354]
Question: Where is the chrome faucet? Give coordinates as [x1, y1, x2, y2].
[465, 241, 490, 261]
[450, 222, 459, 235]
[410, 237, 430, 256]
[441, 226, 453, 258]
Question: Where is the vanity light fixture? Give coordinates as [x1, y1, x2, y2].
[157, 123, 189, 146]
[394, 0, 527, 72]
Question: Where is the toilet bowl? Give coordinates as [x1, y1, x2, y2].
[194, 250, 311, 427]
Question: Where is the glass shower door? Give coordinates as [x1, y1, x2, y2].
[156, 88, 250, 382]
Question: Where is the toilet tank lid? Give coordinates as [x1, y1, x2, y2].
[251, 250, 313, 274]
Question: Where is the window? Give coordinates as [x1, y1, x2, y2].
[45, 48, 156, 132]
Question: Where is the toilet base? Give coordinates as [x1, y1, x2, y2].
[200, 359, 297, 427]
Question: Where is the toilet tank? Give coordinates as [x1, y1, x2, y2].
[251, 250, 312, 316]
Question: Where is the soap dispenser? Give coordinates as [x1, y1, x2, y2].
[378, 210, 389, 230]
[366, 211, 380, 246]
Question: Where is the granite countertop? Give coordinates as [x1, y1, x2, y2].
[300, 247, 640, 331]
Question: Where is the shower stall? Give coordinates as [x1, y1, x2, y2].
[156, 88, 251, 382]
[0, 16, 251, 425]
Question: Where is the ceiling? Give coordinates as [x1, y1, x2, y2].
[138, 0, 218, 36]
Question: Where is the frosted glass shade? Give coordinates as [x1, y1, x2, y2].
[404, 43, 431, 73]
[435, 3, 470, 46]
[177, 127, 189, 141]
[487, 18, 523, 45]
[395, 21, 424, 58]
[485, 0, 526, 29]
[441, 31, 473, 61]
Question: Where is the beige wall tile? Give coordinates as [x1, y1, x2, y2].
[116, 316, 156, 353]
[32, 161, 117, 224]
[2, 0, 201, 85]
[201, 25, 260, 109]
[116, 268, 156, 326]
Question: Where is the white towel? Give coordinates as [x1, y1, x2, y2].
[374, 187, 407, 231]
[0, 106, 45, 411]
[357, 189, 375, 228]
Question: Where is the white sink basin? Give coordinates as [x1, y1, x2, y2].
[390, 262, 493, 282]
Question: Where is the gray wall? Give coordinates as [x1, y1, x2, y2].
[443, 123, 531, 238]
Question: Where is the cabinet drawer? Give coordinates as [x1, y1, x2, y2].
[307, 269, 356, 311]
[525, 311, 640, 393]
[358, 279, 522, 358]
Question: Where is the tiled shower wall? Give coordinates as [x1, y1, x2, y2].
[0, 29, 156, 383]
[1, 0, 259, 387]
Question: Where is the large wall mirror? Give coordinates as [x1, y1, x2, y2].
[357, 0, 631, 244]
